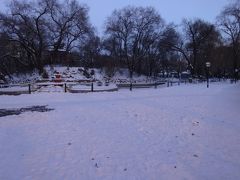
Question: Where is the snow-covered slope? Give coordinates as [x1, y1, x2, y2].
[0, 83, 240, 179]
[6, 66, 148, 84]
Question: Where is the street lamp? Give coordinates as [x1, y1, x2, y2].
[235, 68, 239, 83]
[206, 62, 211, 88]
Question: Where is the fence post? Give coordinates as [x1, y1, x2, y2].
[28, 84, 31, 94]
[130, 82, 132, 91]
[155, 82, 157, 89]
[91, 82, 94, 92]
[64, 83, 67, 93]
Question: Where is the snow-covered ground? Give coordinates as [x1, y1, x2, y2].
[0, 86, 28, 92]
[0, 82, 240, 180]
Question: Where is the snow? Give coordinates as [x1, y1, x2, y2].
[6, 71, 40, 84]
[0, 86, 28, 92]
[0, 82, 240, 179]
[37, 85, 64, 93]
[6, 66, 150, 84]
[70, 84, 118, 91]
[43, 66, 144, 82]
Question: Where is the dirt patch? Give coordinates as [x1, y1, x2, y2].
[0, 106, 54, 117]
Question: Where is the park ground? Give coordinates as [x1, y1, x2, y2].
[0, 82, 240, 180]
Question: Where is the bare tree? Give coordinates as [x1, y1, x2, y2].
[45, 0, 91, 62]
[154, 24, 182, 77]
[78, 31, 101, 68]
[0, 0, 48, 73]
[0, 0, 93, 74]
[217, 0, 240, 74]
[104, 6, 164, 78]
[169, 19, 220, 76]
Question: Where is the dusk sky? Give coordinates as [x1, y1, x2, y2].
[79, 0, 231, 34]
[0, 0, 232, 34]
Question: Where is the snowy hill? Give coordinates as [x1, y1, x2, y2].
[5, 66, 149, 84]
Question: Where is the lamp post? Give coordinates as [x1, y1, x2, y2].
[235, 68, 238, 83]
[206, 62, 211, 88]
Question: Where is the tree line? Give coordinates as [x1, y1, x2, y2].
[0, 0, 239, 81]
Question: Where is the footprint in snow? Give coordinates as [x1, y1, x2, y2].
[192, 121, 200, 126]
[95, 163, 99, 168]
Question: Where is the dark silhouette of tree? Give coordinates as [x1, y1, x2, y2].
[0, 0, 93, 75]
[0, 0, 48, 73]
[104, 6, 164, 78]
[170, 19, 221, 76]
[45, 0, 92, 62]
[217, 0, 240, 75]
[78, 31, 101, 68]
